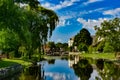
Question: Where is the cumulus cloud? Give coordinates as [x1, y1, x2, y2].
[57, 8, 103, 27]
[57, 16, 72, 27]
[41, 0, 79, 10]
[45, 72, 78, 80]
[77, 18, 109, 34]
[58, 20, 71, 27]
[83, 0, 103, 5]
[103, 8, 120, 17]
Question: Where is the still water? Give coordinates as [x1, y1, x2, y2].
[7, 56, 120, 80]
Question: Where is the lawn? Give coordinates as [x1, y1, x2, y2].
[0, 59, 32, 68]
[0, 60, 18, 68]
[80, 53, 116, 60]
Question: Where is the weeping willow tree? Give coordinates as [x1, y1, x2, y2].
[0, 0, 59, 59]
[23, 6, 59, 59]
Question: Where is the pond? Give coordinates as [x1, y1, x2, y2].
[6, 56, 120, 80]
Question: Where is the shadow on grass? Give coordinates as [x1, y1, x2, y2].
[0, 60, 19, 68]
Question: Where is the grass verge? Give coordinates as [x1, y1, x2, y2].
[80, 53, 116, 60]
[0, 58, 32, 68]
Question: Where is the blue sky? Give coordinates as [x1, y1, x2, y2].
[39, 0, 120, 43]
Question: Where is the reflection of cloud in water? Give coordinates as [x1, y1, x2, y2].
[45, 72, 78, 80]
[89, 69, 102, 80]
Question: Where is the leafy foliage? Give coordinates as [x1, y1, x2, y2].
[73, 28, 92, 51]
[95, 18, 120, 52]
[0, 0, 59, 59]
[103, 41, 114, 53]
[73, 59, 93, 80]
[96, 40, 105, 52]
[0, 29, 20, 57]
[78, 43, 88, 52]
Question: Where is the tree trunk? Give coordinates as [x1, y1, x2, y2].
[6, 53, 9, 59]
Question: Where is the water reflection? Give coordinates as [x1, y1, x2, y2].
[7, 56, 120, 80]
[96, 60, 120, 80]
[19, 64, 44, 80]
[96, 59, 104, 70]
[48, 59, 55, 64]
[73, 59, 93, 80]
[43, 59, 78, 80]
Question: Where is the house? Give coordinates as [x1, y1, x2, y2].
[68, 37, 74, 47]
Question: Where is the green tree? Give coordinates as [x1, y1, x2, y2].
[103, 41, 114, 53]
[96, 40, 105, 52]
[47, 42, 56, 52]
[23, 5, 59, 59]
[56, 42, 68, 52]
[73, 28, 93, 52]
[73, 59, 93, 80]
[95, 18, 120, 52]
[0, 0, 59, 59]
[0, 29, 20, 58]
[78, 43, 88, 52]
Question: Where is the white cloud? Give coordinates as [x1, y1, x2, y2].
[45, 72, 78, 80]
[79, 8, 103, 15]
[103, 8, 120, 17]
[57, 16, 72, 27]
[57, 20, 71, 27]
[57, 7, 103, 27]
[83, 0, 103, 5]
[56, 39, 62, 43]
[77, 18, 109, 34]
[41, 0, 79, 10]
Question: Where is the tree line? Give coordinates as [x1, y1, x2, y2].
[72, 18, 120, 53]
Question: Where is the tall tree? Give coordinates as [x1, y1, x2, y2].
[95, 18, 120, 52]
[0, 0, 59, 59]
[0, 29, 20, 58]
[73, 28, 93, 51]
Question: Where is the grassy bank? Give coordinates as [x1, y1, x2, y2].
[0, 59, 32, 68]
[80, 53, 116, 60]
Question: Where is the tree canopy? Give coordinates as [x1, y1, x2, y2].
[73, 28, 93, 51]
[0, 0, 59, 59]
[95, 18, 120, 52]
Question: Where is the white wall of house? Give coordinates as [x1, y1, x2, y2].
[68, 38, 74, 47]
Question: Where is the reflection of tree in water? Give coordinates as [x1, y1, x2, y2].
[48, 59, 55, 64]
[19, 64, 45, 80]
[96, 59, 104, 70]
[73, 59, 93, 80]
[97, 60, 120, 80]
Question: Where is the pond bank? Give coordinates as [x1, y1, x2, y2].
[0, 59, 32, 68]
[0, 64, 22, 80]
[80, 53, 116, 60]
[0, 58, 32, 79]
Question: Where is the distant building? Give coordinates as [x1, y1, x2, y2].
[68, 37, 74, 47]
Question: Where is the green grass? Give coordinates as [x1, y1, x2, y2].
[0, 60, 18, 68]
[0, 59, 32, 68]
[80, 53, 116, 60]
